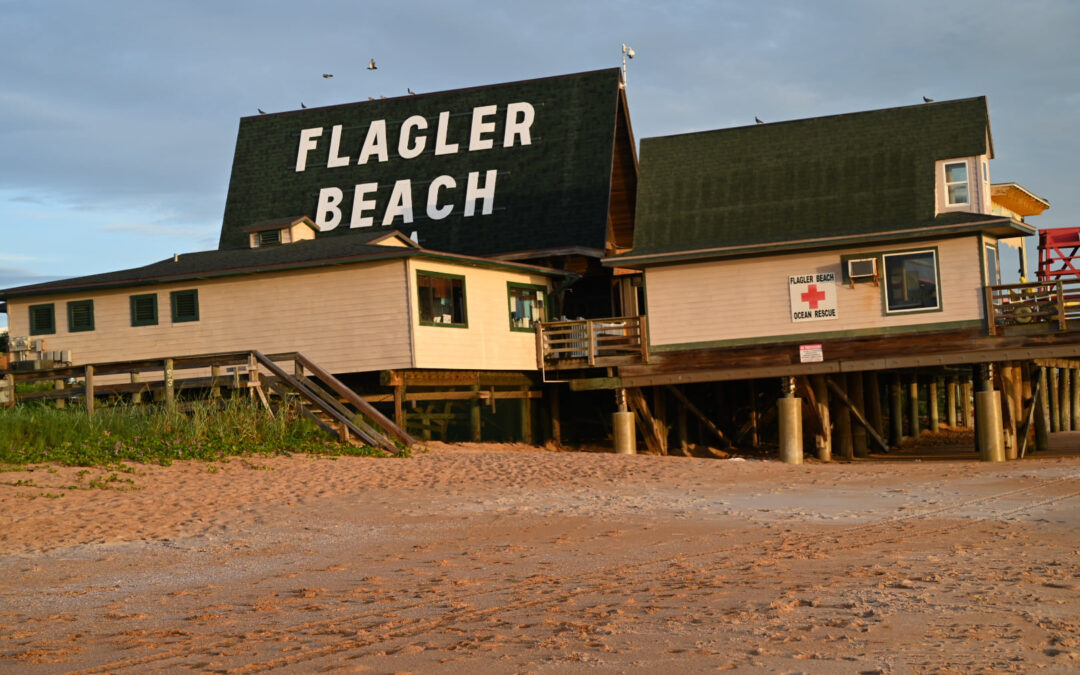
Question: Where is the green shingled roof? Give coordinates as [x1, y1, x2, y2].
[624, 97, 994, 260]
[0, 236, 567, 300]
[219, 69, 624, 258]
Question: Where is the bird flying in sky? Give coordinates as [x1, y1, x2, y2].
[322, 73, 333, 78]
[367, 59, 377, 70]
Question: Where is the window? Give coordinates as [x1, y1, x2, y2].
[417, 272, 467, 327]
[883, 249, 940, 313]
[67, 300, 94, 332]
[258, 229, 282, 246]
[985, 244, 1000, 285]
[170, 289, 199, 323]
[130, 294, 158, 326]
[29, 303, 55, 335]
[944, 161, 969, 206]
[507, 283, 546, 331]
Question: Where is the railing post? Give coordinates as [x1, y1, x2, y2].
[1057, 281, 1067, 331]
[3, 373, 15, 408]
[984, 285, 997, 335]
[84, 365, 95, 416]
[163, 359, 175, 411]
[535, 322, 545, 370]
[586, 319, 596, 367]
[638, 315, 649, 364]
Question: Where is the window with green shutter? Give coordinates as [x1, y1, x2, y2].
[67, 300, 95, 332]
[170, 289, 199, 323]
[130, 294, 158, 326]
[29, 304, 56, 335]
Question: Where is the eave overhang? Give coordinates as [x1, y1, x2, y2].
[604, 217, 1035, 269]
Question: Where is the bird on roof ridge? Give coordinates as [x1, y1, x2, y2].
[755, 116, 763, 124]
[408, 87, 416, 95]
[258, 108, 266, 114]
[300, 102, 307, 108]
[367, 58, 377, 70]
[923, 96, 934, 103]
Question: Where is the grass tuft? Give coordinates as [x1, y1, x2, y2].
[0, 398, 401, 467]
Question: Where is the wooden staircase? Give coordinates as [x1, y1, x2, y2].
[0, 350, 414, 455]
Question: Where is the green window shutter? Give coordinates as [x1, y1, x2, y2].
[67, 300, 95, 332]
[170, 289, 200, 323]
[130, 294, 158, 326]
[29, 304, 56, 335]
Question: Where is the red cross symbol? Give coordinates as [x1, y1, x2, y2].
[801, 284, 827, 309]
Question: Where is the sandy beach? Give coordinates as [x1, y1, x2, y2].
[1, 441, 1078, 673]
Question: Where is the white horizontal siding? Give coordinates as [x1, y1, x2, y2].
[646, 236, 985, 347]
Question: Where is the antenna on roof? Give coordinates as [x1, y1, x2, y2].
[620, 43, 636, 88]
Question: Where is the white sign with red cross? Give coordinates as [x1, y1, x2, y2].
[789, 272, 838, 323]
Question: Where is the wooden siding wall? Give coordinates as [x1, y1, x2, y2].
[5, 260, 414, 375]
[407, 259, 551, 370]
[646, 235, 985, 349]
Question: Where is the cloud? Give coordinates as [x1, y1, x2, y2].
[0, 266, 64, 290]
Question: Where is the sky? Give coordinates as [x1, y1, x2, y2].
[2, 0, 1078, 330]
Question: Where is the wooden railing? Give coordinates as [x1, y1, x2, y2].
[0, 350, 413, 453]
[985, 280, 1080, 335]
[536, 316, 649, 370]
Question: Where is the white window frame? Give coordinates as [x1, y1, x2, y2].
[944, 161, 969, 206]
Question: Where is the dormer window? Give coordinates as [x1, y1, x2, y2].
[944, 162, 969, 206]
[258, 229, 282, 247]
[244, 217, 316, 249]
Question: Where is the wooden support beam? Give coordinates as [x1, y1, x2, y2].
[163, 359, 175, 411]
[470, 384, 482, 442]
[1061, 367, 1072, 432]
[1050, 367, 1061, 432]
[890, 373, 903, 445]
[1019, 369, 1042, 459]
[827, 377, 890, 453]
[1072, 368, 1080, 432]
[928, 377, 940, 432]
[664, 385, 730, 448]
[748, 380, 759, 449]
[832, 375, 853, 460]
[946, 376, 958, 426]
[866, 372, 883, 439]
[961, 374, 973, 428]
[54, 379, 65, 409]
[908, 375, 920, 438]
[548, 385, 561, 445]
[520, 386, 533, 444]
[1035, 366, 1050, 452]
[794, 376, 826, 438]
[848, 372, 869, 458]
[811, 375, 831, 461]
[625, 387, 666, 455]
[84, 365, 95, 416]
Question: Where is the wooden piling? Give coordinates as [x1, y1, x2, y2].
[848, 372, 869, 457]
[961, 375, 973, 427]
[889, 373, 903, 446]
[54, 379, 66, 409]
[163, 359, 175, 411]
[908, 375, 920, 438]
[548, 385, 561, 445]
[1061, 368, 1072, 432]
[833, 375, 853, 460]
[946, 376, 958, 426]
[1035, 366, 1050, 452]
[470, 384, 482, 442]
[777, 394, 803, 465]
[84, 365, 95, 416]
[811, 375, 831, 461]
[1072, 368, 1080, 432]
[928, 377, 940, 433]
[866, 372, 884, 439]
[520, 386, 533, 444]
[1050, 367, 1061, 432]
[1000, 363, 1019, 460]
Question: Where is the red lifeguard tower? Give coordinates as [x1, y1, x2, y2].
[1038, 226, 1080, 281]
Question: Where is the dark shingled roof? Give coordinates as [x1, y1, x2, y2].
[218, 69, 625, 258]
[621, 97, 997, 261]
[0, 235, 566, 300]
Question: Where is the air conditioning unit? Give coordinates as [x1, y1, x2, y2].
[847, 258, 878, 286]
[10, 336, 30, 352]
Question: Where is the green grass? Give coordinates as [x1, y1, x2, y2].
[0, 398, 400, 467]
